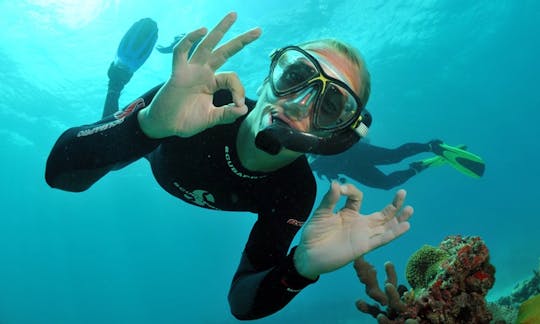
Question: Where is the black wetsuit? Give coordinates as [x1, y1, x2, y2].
[45, 85, 317, 320]
[311, 142, 431, 190]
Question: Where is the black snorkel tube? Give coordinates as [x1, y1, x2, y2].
[255, 113, 372, 155]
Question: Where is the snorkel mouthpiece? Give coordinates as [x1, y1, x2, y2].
[254, 124, 286, 155]
[255, 120, 362, 155]
[255, 121, 319, 155]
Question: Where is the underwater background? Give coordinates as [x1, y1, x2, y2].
[0, 0, 538, 323]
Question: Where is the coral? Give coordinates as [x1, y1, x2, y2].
[488, 302, 517, 324]
[405, 244, 449, 290]
[497, 258, 540, 307]
[355, 235, 496, 323]
[517, 293, 540, 324]
[489, 257, 540, 323]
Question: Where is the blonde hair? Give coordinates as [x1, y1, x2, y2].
[298, 39, 371, 106]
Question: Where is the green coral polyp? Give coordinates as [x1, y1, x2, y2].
[405, 244, 449, 290]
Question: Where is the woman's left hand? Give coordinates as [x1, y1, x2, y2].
[294, 182, 413, 279]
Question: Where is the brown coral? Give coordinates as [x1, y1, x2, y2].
[355, 235, 495, 323]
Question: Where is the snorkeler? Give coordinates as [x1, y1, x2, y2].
[102, 18, 485, 191]
[311, 140, 485, 190]
[46, 13, 413, 320]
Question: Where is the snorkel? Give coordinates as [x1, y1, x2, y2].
[255, 112, 371, 155]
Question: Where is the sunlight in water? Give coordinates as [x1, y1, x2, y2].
[27, 0, 117, 29]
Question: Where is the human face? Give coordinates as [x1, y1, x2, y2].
[261, 46, 368, 135]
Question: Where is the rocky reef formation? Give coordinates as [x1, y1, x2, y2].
[488, 258, 540, 323]
[355, 235, 495, 323]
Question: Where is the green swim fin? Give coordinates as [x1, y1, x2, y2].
[432, 143, 485, 178]
[417, 144, 467, 169]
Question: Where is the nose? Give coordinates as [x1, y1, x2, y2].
[283, 87, 317, 120]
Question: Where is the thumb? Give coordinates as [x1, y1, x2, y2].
[213, 102, 248, 125]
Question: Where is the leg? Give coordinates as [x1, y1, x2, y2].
[102, 63, 133, 118]
[344, 165, 417, 191]
[102, 18, 158, 118]
[380, 169, 418, 190]
[358, 142, 431, 165]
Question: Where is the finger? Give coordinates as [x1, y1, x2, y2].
[397, 205, 414, 223]
[173, 28, 207, 70]
[392, 222, 411, 237]
[341, 183, 363, 212]
[210, 73, 249, 125]
[317, 181, 341, 211]
[190, 12, 237, 63]
[214, 72, 245, 107]
[380, 189, 406, 219]
[209, 27, 262, 70]
[372, 221, 410, 248]
[391, 189, 406, 209]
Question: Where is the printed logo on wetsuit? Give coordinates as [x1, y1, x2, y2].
[173, 182, 219, 210]
[287, 219, 304, 227]
[77, 98, 146, 137]
[224, 146, 267, 179]
[114, 97, 145, 119]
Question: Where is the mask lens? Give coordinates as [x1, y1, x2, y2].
[272, 50, 318, 94]
[317, 83, 359, 129]
[270, 46, 363, 131]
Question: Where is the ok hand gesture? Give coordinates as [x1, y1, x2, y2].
[294, 182, 413, 279]
[138, 12, 262, 138]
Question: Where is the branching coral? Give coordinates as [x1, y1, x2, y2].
[355, 235, 495, 323]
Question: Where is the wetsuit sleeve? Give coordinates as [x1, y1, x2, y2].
[228, 164, 318, 320]
[45, 84, 164, 192]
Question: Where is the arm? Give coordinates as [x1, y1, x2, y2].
[46, 12, 261, 192]
[228, 180, 412, 320]
[228, 166, 318, 320]
[228, 247, 317, 320]
[45, 85, 163, 192]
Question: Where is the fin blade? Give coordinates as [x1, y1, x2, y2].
[418, 144, 467, 168]
[116, 18, 158, 73]
[438, 143, 485, 178]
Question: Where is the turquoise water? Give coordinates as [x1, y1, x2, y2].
[1, 1, 538, 323]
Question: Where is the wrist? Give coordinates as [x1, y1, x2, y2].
[278, 247, 318, 293]
[137, 107, 164, 139]
[293, 246, 319, 280]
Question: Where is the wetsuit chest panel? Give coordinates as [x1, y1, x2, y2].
[143, 89, 316, 218]
[148, 123, 263, 211]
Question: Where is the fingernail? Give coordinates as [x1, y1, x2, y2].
[250, 28, 262, 37]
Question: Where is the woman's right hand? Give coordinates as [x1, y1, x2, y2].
[137, 12, 262, 138]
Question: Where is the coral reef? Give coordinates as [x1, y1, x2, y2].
[355, 235, 496, 323]
[405, 244, 449, 290]
[488, 258, 540, 323]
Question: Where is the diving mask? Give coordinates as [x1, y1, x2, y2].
[255, 46, 372, 155]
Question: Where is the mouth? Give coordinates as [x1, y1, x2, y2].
[270, 110, 298, 128]
[261, 105, 288, 127]
[261, 104, 309, 135]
